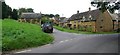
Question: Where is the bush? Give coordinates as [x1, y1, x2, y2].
[2, 19, 54, 51]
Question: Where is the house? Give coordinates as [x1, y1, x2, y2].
[59, 18, 69, 28]
[112, 13, 120, 31]
[52, 17, 60, 26]
[52, 17, 66, 26]
[68, 8, 120, 32]
[18, 13, 41, 24]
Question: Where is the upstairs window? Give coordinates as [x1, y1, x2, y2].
[82, 16, 86, 21]
[100, 26, 103, 28]
[89, 15, 92, 20]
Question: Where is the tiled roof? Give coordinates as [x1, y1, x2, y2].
[21, 13, 41, 19]
[54, 17, 59, 21]
[68, 9, 101, 21]
[61, 18, 69, 23]
[68, 9, 120, 22]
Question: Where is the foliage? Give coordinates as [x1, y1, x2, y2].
[11, 9, 18, 20]
[2, 19, 54, 51]
[18, 8, 34, 17]
[91, 0, 120, 13]
[41, 16, 53, 24]
[26, 8, 34, 13]
[2, 2, 18, 20]
[55, 14, 60, 18]
[2, 2, 12, 19]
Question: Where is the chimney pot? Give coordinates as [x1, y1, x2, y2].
[89, 7, 91, 11]
[77, 10, 79, 14]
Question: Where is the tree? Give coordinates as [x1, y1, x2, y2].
[18, 8, 34, 18]
[12, 9, 18, 20]
[27, 8, 34, 13]
[55, 14, 60, 17]
[49, 14, 54, 18]
[91, 0, 120, 13]
[2, 2, 8, 19]
[2, 2, 12, 19]
[18, 8, 27, 16]
[41, 16, 50, 24]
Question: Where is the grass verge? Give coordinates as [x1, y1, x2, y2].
[2, 19, 54, 52]
[54, 26, 118, 34]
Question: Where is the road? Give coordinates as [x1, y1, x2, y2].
[12, 29, 118, 54]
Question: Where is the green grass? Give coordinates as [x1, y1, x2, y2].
[54, 26, 118, 34]
[0, 19, 2, 51]
[2, 19, 54, 51]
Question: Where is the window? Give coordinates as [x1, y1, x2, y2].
[89, 15, 92, 20]
[101, 19, 103, 21]
[74, 21, 76, 23]
[83, 16, 85, 21]
[100, 26, 102, 28]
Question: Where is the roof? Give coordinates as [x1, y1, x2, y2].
[117, 13, 120, 21]
[53, 17, 66, 22]
[68, 9, 101, 21]
[21, 13, 41, 19]
[60, 18, 69, 23]
[53, 17, 59, 21]
[68, 9, 120, 21]
[108, 10, 120, 21]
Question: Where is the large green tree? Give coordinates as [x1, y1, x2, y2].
[18, 8, 34, 18]
[12, 9, 18, 20]
[18, 8, 27, 16]
[55, 14, 60, 18]
[27, 8, 34, 13]
[91, 0, 120, 13]
[2, 2, 12, 19]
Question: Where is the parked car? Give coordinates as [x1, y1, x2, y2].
[42, 22, 53, 33]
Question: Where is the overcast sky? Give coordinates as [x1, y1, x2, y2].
[5, 0, 97, 18]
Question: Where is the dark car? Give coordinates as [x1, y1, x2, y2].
[42, 22, 53, 33]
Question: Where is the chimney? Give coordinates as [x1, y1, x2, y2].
[89, 7, 91, 12]
[77, 10, 79, 14]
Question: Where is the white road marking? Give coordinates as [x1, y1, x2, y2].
[70, 39, 73, 40]
[65, 40, 69, 42]
[59, 41, 64, 43]
[16, 50, 31, 53]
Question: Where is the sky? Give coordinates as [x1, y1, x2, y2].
[5, 0, 97, 18]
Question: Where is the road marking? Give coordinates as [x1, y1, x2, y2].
[70, 39, 73, 40]
[65, 40, 69, 42]
[59, 41, 64, 43]
[16, 50, 31, 53]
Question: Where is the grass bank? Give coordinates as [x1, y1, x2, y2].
[2, 19, 54, 52]
[54, 26, 118, 34]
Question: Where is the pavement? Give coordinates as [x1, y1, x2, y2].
[8, 29, 119, 55]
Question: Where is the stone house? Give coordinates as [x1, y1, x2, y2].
[68, 8, 120, 32]
[59, 18, 69, 28]
[18, 13, 41, 24]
